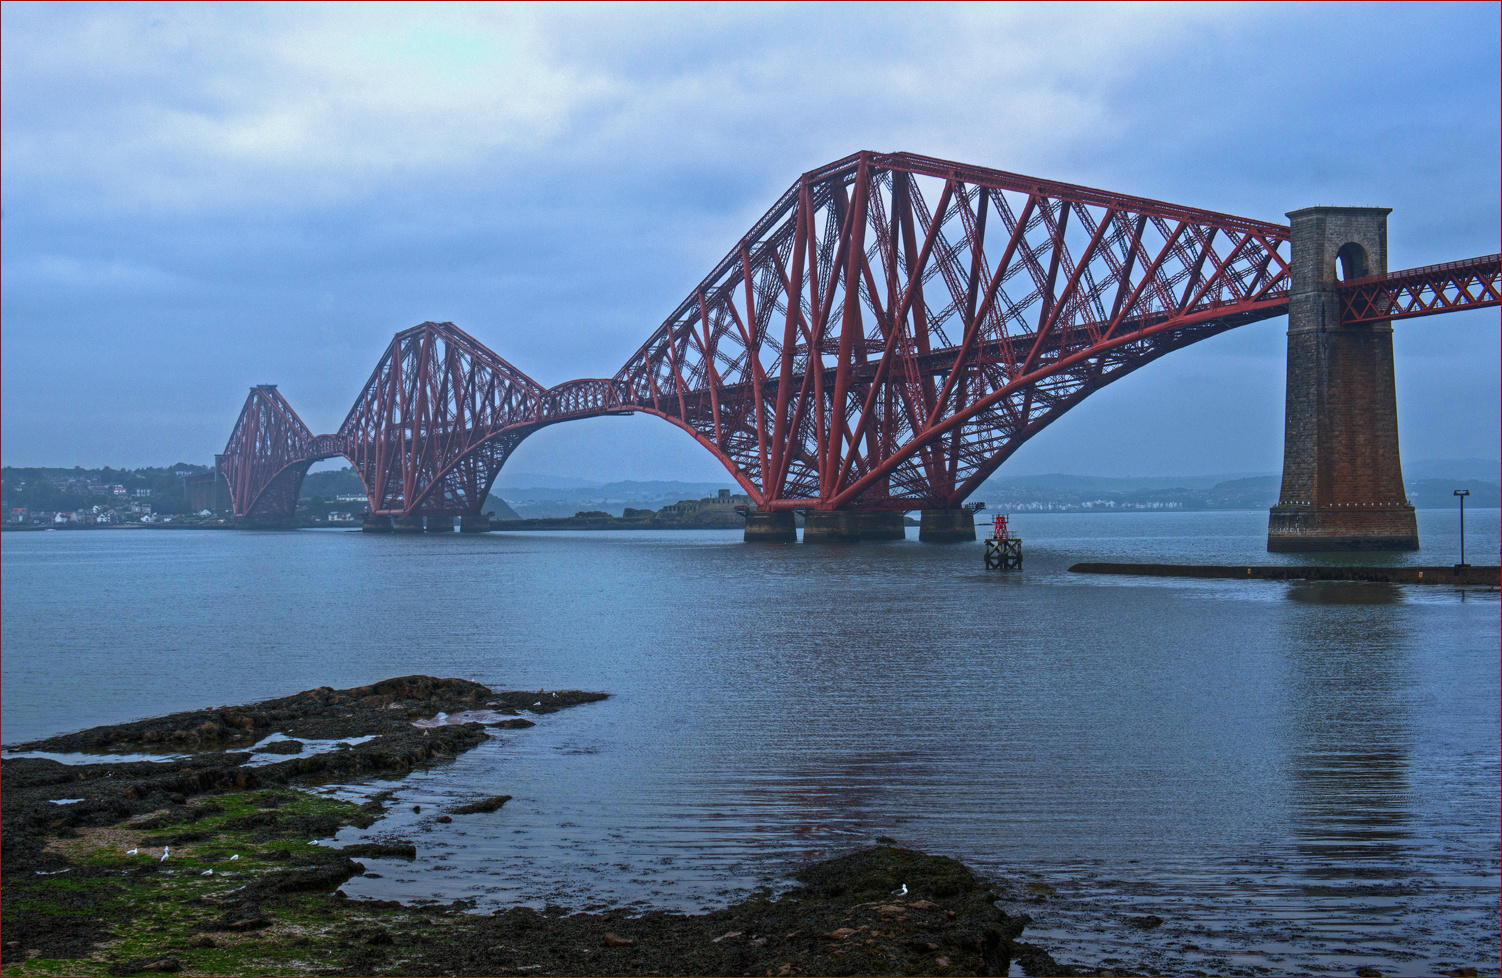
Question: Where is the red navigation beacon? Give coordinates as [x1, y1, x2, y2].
[984, 513, 1022, 569]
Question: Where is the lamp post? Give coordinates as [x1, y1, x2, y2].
[1454, 489, 1470, 569]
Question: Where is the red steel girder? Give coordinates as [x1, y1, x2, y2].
[219, 385, 319, 519]
[336, 322, 549, 516]
[1337, 254, 1501, 325]
[219, 152, 1498, 523]
[220, 324, 632, 519]
[611, 151, 1294, 511]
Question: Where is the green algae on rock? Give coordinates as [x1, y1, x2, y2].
[3, 823, 1038, 977]
[0, 677, 1091, 976]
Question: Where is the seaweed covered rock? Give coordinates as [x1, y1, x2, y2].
[793, 845, 993, 902]
[11, 676, 608, 754]
[450, 795, 511, 815]
[345, 846, 1029, 976]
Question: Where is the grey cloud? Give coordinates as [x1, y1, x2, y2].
[1, 3, 1497, 474]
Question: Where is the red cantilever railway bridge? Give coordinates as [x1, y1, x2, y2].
[219, 151, 1499, 536]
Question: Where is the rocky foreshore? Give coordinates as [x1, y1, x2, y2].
[2, 677, 1101, 977]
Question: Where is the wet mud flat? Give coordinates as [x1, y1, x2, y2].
[1, 677, 1101, 977]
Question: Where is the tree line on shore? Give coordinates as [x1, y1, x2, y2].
[2, 464, 212, 518]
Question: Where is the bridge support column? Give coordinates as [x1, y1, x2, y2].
[392, 515, 425, 534]
[361, 515, 393, 533]
[459, 515, 491, 533]
[426, 515, 454, 533]
[743, 510, 797, 543]
[919, 508, 976, 543]
[803, 510, 861, 543]
[1269, 207, 1418, 552]
[857, 511, 907, 541]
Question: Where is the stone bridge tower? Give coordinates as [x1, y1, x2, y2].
[1268, 206, 1419, 551]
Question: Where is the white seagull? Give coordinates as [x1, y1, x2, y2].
[201, 869, 213, 876]
[160, 846, 170, 862]
[893, 883, 908, 897]
[126, 849, 139, 856]
[230, 854, 240, 861]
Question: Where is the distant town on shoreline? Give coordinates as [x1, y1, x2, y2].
[3, 459, 1497, 530]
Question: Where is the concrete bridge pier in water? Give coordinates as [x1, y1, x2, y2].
[359, 514, 488, 533]
[919, 509, 978, 543]
[802, 511, 861, 543]
[859, 511, 907, 541]
[743, 508, 976, 543]
[743, 511, 797, 542]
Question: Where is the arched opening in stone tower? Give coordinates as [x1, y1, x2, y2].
[1335, 242, 1371, 282]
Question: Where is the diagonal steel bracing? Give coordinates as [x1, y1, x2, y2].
[611, 151, 1297, 511]
[218, 152, 1498, 521]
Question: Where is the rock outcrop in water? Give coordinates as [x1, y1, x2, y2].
[10, 675, 606, 754]
[0, 677, 610, 972]
[0, 676, 1113, 976]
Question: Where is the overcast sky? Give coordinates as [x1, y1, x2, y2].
[3, 2, 1498, 481]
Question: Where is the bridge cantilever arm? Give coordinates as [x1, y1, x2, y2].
[826, 296, 1292, 510]
[231, 154, 1502, 519]
[1337, 254, 1500, 325]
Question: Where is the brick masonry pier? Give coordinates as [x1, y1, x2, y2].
[1268, 206, 1419, 552]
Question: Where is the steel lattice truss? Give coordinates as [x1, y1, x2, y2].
[221, 323, 633, 517]
[219, 152, 1499, 521]
[221, 385, 319, 519]
[613, 152, 1293, 510]
[336, 322, 555, 516]
[1338, 254, 1500, 326]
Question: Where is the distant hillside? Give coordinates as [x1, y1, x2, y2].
[492, 472, 603, 489]
[982, 472, 1274, 493]
[2, 464, 211, 516]
[1406, 479, 1499, 509]
[498, 480, 744, 518]
[483, 494, 521, 520]
[1405, 458, 1500, 482]
[299, 466, 367, 499]
[292, 468, 723, 519]
[975, 472, 1499, 512]
[296, 468, 524, 518]
[974, 474, 1280, 512]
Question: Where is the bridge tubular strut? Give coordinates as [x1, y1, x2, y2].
[213, 154, 1496, 538]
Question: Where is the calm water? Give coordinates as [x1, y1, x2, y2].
[3, 511, 1499, 976]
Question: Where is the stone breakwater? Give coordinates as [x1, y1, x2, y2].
[0, 676, 1106, 977]
[1070, 562, 1501, 587]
